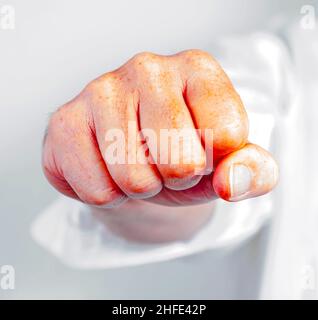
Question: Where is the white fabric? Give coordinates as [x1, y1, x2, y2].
[261, 23, 318, 300]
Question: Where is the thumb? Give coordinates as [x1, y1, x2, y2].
[213, 143, 279, 201]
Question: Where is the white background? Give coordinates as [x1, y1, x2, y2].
[0, 0, 307, 299]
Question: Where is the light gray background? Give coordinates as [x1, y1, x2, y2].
[0, 0, 305, 299]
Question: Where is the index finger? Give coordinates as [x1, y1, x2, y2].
[175, 49, 249, 159]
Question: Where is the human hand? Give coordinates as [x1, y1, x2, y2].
[43, 50, 278, 208]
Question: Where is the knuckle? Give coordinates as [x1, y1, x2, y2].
[131, 51, 162, 75]
[48, 98, 87, 146]
[181, 49, 209, 56]
[163, 164, 203, 190]
[49, 104, 76, 136]
[180, 49, 217, 70]
[132, 51, 156, 63]
[87, 189, 124, 207]
[162, 163, 200, 180]
[120, 169, 162, 198]
[48, 105, 70, 134]
[84, 72, 118, 98]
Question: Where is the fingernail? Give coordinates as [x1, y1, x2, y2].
[229, 164, 251, 201]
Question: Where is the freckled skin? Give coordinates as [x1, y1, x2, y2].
[43, 50, 278, 242]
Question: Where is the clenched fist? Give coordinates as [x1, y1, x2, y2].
[43, 50, 278, 240]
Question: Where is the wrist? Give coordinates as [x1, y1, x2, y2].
[90, 199, 214, 243]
